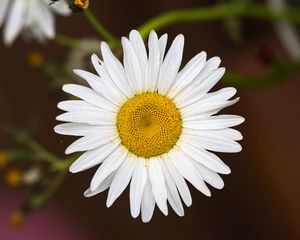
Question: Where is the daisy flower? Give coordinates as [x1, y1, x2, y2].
[55, 30, 244, 222]
[0, 0, 70, 45]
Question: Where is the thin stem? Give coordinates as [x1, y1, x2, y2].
[5, 127, 60, 164]
[138, 3, 300, 38]
[30, 169, 68, 209]
[53, 34, 81, 48]
[7, 149, 32, 162]
[28, 140, 60, 164]
[40, 170, 67, 202]
[222, 61, 300, 88]
[29, 155, 76, 209]
[52, 156, 76, 171]
[84, 9, 119, 47]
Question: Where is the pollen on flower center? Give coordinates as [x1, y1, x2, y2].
[74, 0, 89, 9]
[116, 92, 182, 158]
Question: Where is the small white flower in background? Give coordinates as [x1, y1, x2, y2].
[67, 38, 100, 83]
[0, 0, 70, 45]
[22, 166, 41, 185]
[55, 30, 245, 222]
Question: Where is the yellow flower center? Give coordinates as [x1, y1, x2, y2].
[10, 210, 24, 230]
[0, 151, 7, 170]
[117, 92, 182, 158]
[5, 168, 22, 187]
[27, 51, 44, 67]
[74, 0, 89, 9]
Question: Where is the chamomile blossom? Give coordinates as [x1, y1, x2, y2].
[0, 0, 70, 45]
[55, 30, 244, 222]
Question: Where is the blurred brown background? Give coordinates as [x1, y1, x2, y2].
[0, 0, 300, 239]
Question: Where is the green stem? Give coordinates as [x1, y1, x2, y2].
[138, 3, 300, 38]
[29, 155, 78, 209]
[7, 149, 32, 162]
[30, 169, 68, 209]
[41, 170, 67, 202]
[5, 127, 60, 164]
[53, 34, 80, 48]
[28, 140, 60, 164]
[52, 154, 79, 171]
[222, 61, 300, 88]
[84, 9, 119, 47]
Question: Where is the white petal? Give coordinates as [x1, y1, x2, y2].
[160, 157, 184, 216]
[50, 0, 71, 16]
[65, 131, 117, 154]
[56, 110, 115, 126]
[148, 158, 168, 216]
[129, 30, 147, 91]
[158, 34, 168, 62]
[30, 28, 47, 43]
[141, 175, 156, 223]
[69, 141, 120, 173]
[129, 30, 147, 66]
[176, 57, 222, 104]
[107, 156, 136, 207]
[168, 51, 207, 98]
[62, 84, 116, 112]
[181, 132, 242, 153]
[91, 54, 126, 104]
[180, 86, 237, 113]
[35, 1, 55, 39]
[183, 115, 245, 130]
[57, 100, 100, 112]
[193, 163, 224, 189]
[176, 68, 225, 108]
[179, 141, 231, 174]
[181, 98, 240, 120]
[101, 41, 134, 97]
[84, 172, 116, 197]
[122, 37, 143, 93]
[168, 150, 211, 197]
[202, 87, 237, 102]
[157, 34, 184, 95]
[73, 69, 119, 106]
[130, 158, 147, 218]
[4, 0, 26, 45]
[191, 66, 225, 92]
[54, 123, 113, 137]
[183, 128, 243, 141]
[90, 147, 128, 191]
[145, 30, 160, 92]
[0, 0, 9, 27]
[196, 56, 222, 82]
[163, 158, 192, 207]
